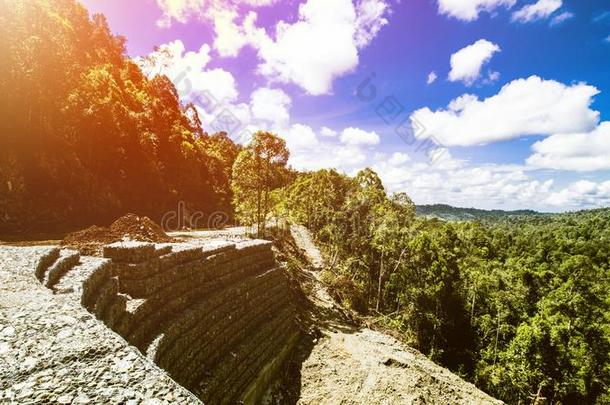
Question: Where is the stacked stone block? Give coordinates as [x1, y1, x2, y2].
[36, 239, 300, 404]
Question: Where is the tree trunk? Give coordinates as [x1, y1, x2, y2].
[376, 254, 384, 312]
[256, 187, 262, 237]
[263, 187, 268, 235]
[470, 284, 477, 325]
[494, 305, 500, 364]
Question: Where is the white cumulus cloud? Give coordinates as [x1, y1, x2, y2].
[388, 152, 411, 165]
[155, 0, 390, 94]
[549, 11, 573, 26]
[250, 87, 292, 127]
[545, 180, 610, 209]
[155, 0, 277, 27]
[251, 0, 390, 95]
[340, 127, 381, 145]
[437, 0, 516, 21]
[155, 0, 206, 27]
[412, 75, 600, 146]
[354, 0, 390, 47]
[427, 71, 438, 85]
[320, 127, 338, 137]
[373, 155, 557, 211]
[135, 39, 238, 102]
[448, 39, 500, 86]
[154, 1, 277, 57]
[284, 126, 368, 172]
[211, 9, 249, 57]
[512, 0, 562, 23]
[527, 122, 610, 171]
[285, 123, 320, 150]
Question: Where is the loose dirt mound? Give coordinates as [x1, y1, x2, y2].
[109, 214, 171, 243]
[62, 214, 172, 256]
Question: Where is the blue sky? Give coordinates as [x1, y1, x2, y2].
[82, 0, 610, 211]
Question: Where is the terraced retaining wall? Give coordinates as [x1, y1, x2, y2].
[35, 239, 301, 404]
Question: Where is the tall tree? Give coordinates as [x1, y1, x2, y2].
[231, 131, 289, 235]
[0, 0, 241, 233]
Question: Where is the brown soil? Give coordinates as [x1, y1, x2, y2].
[61, 214, 173, 256]
[109, 214, 171, 242]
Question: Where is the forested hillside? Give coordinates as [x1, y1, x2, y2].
[0, 0, 239, 234]
[416, 204, 544, 221]
[278, 169, 610, 404]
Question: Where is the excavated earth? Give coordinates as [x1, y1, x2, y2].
[0, 225, 503, 404]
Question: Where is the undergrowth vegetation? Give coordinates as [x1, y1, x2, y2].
[278, 168, 610, 404]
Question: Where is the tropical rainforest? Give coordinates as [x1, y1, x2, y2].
[280, 169, 610, 404]
[0, 0, 240, 234]
[1, 1, 609, 403]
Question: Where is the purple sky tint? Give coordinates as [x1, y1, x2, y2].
[80, 0, 610, 212]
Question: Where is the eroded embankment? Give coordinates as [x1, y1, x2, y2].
[30, 239, 301, 404]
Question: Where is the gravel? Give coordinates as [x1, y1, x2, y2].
[0, 246, 200, 404]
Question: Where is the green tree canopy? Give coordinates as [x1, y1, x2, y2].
[231, 131, 289, 235]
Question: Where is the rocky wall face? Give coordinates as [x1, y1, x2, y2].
[32, 239, 302, 404]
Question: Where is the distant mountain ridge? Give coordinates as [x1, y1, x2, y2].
[416, 204, 545, 221]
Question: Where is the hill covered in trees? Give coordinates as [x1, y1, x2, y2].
[0, 0, 240, 235]
[273, 168, 610, 404]
[416, 204, 545, 221]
